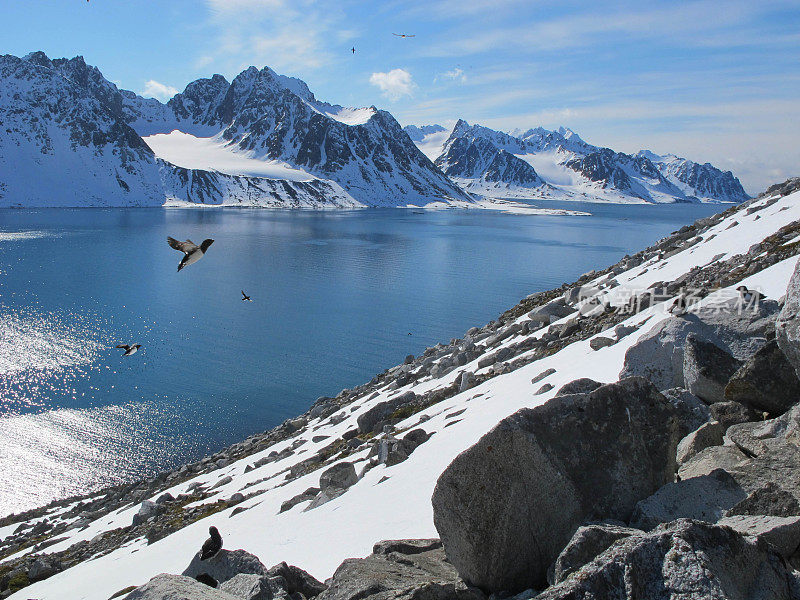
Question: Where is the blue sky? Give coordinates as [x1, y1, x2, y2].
[2, 0, 799, 193]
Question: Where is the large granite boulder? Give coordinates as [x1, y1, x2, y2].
[535, 520, 800, 599]
[126, 574, 241, 600]
[431, 377, 682, 592]
[777, 258, 800, 379]
[728, 445, 800, 504]
[319, 462, 358, 492]
[726, 404, 800, 458]
[727, 482, 800, 517]
[620, 299, 779, 390]
[183, 549, 269, 586]
[708, 401, 761, 430]
[660, 387, 712, 436]
[683, 334, 742, 404]
[267, 562, 327, 598]
[219, 573, 274, 600]
[676, 421, 725, 465]
[315, 539, 484, 600]
[549, 523, 641, 585]
[717, 515, 800, 563]
[725, 340, 800, 415]
[677, 445, 749, 480]
[357, 392, 415, 434]
[630, 469, 747, 530]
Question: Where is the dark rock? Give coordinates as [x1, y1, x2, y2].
[127, 574, 240, 599]
[554, 378, 601, 397]
[315, 539, 484, 600]
[589, 336, 614, 350]
[777, 258, 800, 379]
[725, 340, 800, 415]
[183, 549, 269, 585]
[534, 383, 553, 395]
[431, 377, 682, 592]
[357, 392, 415, 434]
[132, 500, 163, 527]
[535, 519, 800, 600]
[683, 334, 742, 404]
[727, 483, 800, 517]
[709, 401, 761, 430]
[267, 562, 327, 598]
[620, 300, 779, 389]
[319, 463, 357, 492]
[630, 469, 747, 530]
[280, 488, 321, 513]
[549, 523, 640, 585]
[531, 368, 556, 384]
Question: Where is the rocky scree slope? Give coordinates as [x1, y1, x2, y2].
[2, 179, 800, 599]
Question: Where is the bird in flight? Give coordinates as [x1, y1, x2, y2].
[167, 237, 215, 272]
[116, 344, 142, 356]
[241, 290, 252, 302]
[392, 33, 415, 38]
[351, 47, 355, 54]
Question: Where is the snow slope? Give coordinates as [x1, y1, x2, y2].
[407, 120, 749, 205]
[9, 187, 800, 599]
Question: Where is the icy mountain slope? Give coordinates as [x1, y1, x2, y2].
[409, 120, 749, 205]
[0, 52, 163, 207]
[5, 182, 800, 599]
[0, 52, 467, 208]
[121, 64, 471, 207]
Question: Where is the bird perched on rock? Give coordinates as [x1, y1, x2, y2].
[200, 526, 223, 560]
[116, 344, 141, 356]
[167, 237, 215, 272]
[736, 285, 765, 305]
[241, 290, 252, 302]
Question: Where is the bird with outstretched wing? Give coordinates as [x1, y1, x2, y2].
[392, 33, 415, 38]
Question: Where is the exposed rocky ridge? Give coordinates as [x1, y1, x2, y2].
[0, 52, 469, 208]
[411, 119, 749, 204]
[3, 179, 800, 599]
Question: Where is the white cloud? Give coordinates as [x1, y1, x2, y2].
[369, 69, 416, 101]
[141, 80, 179, 101]
[436, 67, 467, 83]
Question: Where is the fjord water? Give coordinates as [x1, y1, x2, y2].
[0, 203, 725, 514]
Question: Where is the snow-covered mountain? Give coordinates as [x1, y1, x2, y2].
[0, 52, 470, 208]
[405, 120, 749, 204]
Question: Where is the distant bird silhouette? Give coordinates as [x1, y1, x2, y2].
[407, 332, 412, 336]
[200, 526, 222, 560]
[167, 237, 215, 272]
[392, 33, 416, 38]
[241, 290, 252, 302]
[351, 47, 355, 54]
[116, 344, 141, 356]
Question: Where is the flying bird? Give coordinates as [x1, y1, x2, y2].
[351, 47, 355, 54]
[241, 290, 252, 302]
[392, 33, 415, 38]
[167, 237, 215, 272]
[116, 344, 141, 356]
[200, 526, 223, 560]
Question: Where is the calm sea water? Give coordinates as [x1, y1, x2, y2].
[0, 202, 725, 514]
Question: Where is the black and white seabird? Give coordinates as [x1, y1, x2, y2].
[200, 526, 223, 560]
[116, 344, 141, 356]
[241, 290, 252, 302]
[667, 294, 688, 316]
[737, 285, 765, 304]
[167, 237, 215, 272]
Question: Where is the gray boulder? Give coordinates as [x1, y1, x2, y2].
[554, 378, 601, 397]
[549, 523, 640, 585]
[183, 549, 269, 585]
[305, 486, 347, 511]
[678, 445, 749, 480]
[280, 488, 320, 513]
[728, 445, 800, 504]
[319, 462, 357, 492]
[535, 519, 800, 600]
[777, 258, 800, 379]
[620, 299, 779, 390]
[220, 574, 273, 600]
[357, 392, 415, 434]
[660, 387, 713, 438]
[531, 368, 556, 384]
[589, 336, 614, 350]
[127, 574, 241, 600]
[683, 334, 742, 404]
[718, 514, 800, 561]
[267, 562, 327, 598]
[727, 482, 800, 517]
[725, 340, 800, 415]
[315, 539, 484, 600]
[726, 404, 800, 457]
[676, 421, 725, 465]
[630, 469, 747, 530]
[709, 400, 761, 430]
[431, 377, 682, 592]
[132, 500, 163, 527]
